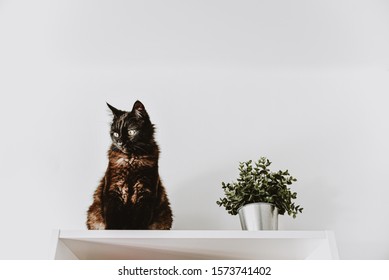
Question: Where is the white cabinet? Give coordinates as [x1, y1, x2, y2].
[50, 230, 339, 260]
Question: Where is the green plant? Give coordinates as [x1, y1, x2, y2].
[216, 157, 303, 218]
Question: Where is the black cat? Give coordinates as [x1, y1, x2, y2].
[87, 100, 173, 229]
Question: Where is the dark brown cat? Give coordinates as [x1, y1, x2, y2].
[86, 100, 173, 229]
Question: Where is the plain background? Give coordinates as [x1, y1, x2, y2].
[0, 0, 388, 259]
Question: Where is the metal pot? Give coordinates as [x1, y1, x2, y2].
[238, 202, 278, 230]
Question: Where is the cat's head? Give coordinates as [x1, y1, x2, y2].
[106, 100, 155, 154]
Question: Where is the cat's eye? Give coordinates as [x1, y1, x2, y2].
[128, 129, 136, 136]
[113, 132, 119, 138]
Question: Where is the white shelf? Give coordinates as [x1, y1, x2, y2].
[50, 230, 339, 260]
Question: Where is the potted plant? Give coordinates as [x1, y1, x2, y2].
[216, 157, 303, 230]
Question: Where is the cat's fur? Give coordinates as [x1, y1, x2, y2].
[86, 100, 173, 229]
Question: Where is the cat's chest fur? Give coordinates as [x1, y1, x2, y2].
[107, 151, 158, 205]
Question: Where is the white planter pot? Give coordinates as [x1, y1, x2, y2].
[238, 202, 278, 230]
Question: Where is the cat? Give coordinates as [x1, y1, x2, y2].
[86, 100, 173, 229]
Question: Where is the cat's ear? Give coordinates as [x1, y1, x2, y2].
[132, 100, 148, 119]
[106, 102, 125, 118]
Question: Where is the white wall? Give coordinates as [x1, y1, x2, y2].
[0, 0, 388, 259]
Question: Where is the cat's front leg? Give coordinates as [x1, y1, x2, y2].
[104, 191, 129, 229]
[131, 180, 156, 229]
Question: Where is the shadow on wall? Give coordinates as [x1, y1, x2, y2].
[279, 175, 340, 230]
[169, 167, 241, 230]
